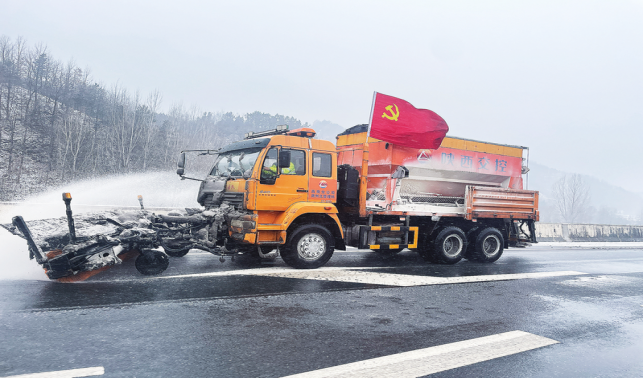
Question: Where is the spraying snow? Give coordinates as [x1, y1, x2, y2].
[30, 171, 200, 208]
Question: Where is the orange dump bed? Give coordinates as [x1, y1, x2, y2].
[335, 129, 539, 221]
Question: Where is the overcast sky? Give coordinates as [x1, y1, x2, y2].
[3, 0, 643, 191]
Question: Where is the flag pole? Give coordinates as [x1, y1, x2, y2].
[366, 91, 377, 139]
[359, 91, 377, 217]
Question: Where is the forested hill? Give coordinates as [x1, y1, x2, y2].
[0, 37, 309, 201]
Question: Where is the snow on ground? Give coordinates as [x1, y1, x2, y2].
[0, 171, 201, 281]
[533, 242, 643, 249]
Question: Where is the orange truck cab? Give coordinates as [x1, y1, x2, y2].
[183, 126, 345, 268]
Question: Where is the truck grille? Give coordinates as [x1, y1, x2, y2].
[222, 192, 244, 209]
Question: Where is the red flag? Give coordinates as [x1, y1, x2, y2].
[369, 92, 448, 149]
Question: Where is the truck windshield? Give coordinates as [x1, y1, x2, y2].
[209, 148, 263, 178]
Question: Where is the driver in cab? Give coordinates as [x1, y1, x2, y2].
[262, 149, 305, 180]
[263, 161, 295, 177]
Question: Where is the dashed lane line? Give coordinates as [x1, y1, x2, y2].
[282, 331, 558, 378]
[1, 366, 104, 378]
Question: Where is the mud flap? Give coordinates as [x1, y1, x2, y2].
[528, 219, 538, 243]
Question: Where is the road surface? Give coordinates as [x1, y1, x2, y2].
[1, 244, 642, 377]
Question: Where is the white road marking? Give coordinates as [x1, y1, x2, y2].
[254, 270, 587, 287]
[155, 266, 378, 280]
[2, 366, 104, 378]
[282, 331, 558, 378]
[150, 268, 585, 287]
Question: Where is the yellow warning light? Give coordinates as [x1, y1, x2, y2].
[62, 192, 72, 200]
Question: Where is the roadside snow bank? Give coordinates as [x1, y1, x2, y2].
[534, 242, 643, 249]
[537, 223, 643, 242]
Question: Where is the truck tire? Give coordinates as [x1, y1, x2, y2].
[431, 226, 467, 264]
[135, 250, 170, 275]
[281, 224, 334, 269]
[470, 227, 504, 263]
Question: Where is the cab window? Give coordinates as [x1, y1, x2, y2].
[261, 147, 279, 180]
[281, 149, 306, 175]
[313, 152, 332, 177]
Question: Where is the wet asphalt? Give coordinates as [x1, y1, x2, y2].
[1, 245, 642, 377]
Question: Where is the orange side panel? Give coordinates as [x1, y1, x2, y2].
[257, 211, 281, 225]
[257, 230, 281, 242]
[465, 186, 539, 221]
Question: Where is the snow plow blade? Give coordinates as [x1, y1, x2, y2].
[2, 192, 175, 282]
[10, 215, 152, 282]
[1, 193, 247, 282]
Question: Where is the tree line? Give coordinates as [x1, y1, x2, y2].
[0, 36, 308, 200]
[549, 173, 643, 225]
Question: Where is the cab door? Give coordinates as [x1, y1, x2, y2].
[256, 147, 309, 211]
[308, 151, 338, 203]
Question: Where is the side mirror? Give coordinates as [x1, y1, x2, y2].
[279, 150, 291, 169]
[176, 153, 186, 176]
[177, 152, 186, 168]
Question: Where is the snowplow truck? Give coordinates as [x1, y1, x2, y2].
[4, 124, 538, 281]
[177, 124, 539, 268]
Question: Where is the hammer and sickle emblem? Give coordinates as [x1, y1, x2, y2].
[382, 104, 400, 121]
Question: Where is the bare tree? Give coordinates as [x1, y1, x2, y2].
[140, 89, 162, 170]
[107, 86, 144, 171]
[61, 109, 91, 175]
[552, 174, 591, 223]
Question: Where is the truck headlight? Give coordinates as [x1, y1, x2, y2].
[231, 219, 256, 230]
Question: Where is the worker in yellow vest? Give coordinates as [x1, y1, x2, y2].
[263, 161, 296, 178]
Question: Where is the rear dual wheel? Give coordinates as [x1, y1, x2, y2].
[469, 227, 504, 263]
[419, 226, 467, 264]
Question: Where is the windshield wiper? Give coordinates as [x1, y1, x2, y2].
[238, 152, 246, 171]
